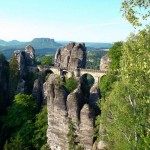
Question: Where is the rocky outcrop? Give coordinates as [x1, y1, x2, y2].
[25, 45, 35, 65]
[32, 77, 44, 111]
[12, 45, 35, 94]
[55, 42, 86, 69]
[99, 55, 111, 71]
[14, 50, 25, 77]
[14, 45, 35, 77]
[44, 74, 96, 150]
[67, 87, 84, 125]
[79, 104, 95, 150]
[16, 79, 26, 94]
[43, 74, 69, 150]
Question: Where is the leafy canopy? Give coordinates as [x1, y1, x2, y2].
[121, 0, 150, 26]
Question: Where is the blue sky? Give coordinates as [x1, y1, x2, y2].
[0, 0, 135, 42]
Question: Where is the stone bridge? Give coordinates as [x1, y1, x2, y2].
[34, 66, 106, 85]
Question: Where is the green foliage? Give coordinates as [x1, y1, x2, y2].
[4, 134, 25, 150]
[98, 27, 150, 149]
[9, 54, 19, 100]
[40, 144, 50, 150]
[0, 55, 9, 115]
[3, 94, 37, 128]
[99, 73, 117, 98]
[41, 55, 52, 66]
[67, 119, 84, 150]
[68, 120, 76, 150]
[0, 54, 6, 62]
[63, 78, 78, 93]
[121, 0, 150, 26]
[32, 106, 48, 149]
[2, 94, 37, 148]
[108, 41, 123, 70]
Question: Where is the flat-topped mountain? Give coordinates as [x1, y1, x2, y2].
[29, 38, 61, 48]
[0, 38, 62, 59]
[0, 38, 61, 48]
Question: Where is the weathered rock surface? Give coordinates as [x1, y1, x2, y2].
[55, 42, 86, 69]
[12, 45, 35, 95]
[79, 104, 95, 150]
[44, 74, 69, 150]
[13, 45, 35, 77]
[16, 79, 26, 94]
[99, 55, 111, 71]
[25, 45, 35, 65]
[32, 76, 44, 111]
[89, 85, 100, 104]
[43, 74, 96, 150]
[14, 50, 25, 77]
[67, 87, 84, 125]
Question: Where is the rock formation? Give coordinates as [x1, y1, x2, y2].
[79, 104, 95, 150]
[43, 74, 69, 150]
[25, 45, 35, 65]
[16, 79, 26, 94]
[14, 45, 35, 78]
[99, 55, 111, 71]
[13, 50, 25, 78]
[55, 42, 86, 69]
[43, 74, 96, 150]
[12, 45, 35, 94]
[32, 77, 44, 111]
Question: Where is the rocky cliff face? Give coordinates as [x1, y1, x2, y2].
[14, 45, 35, 78]
[43, 74, 69, 150]
[43, 74, 97, 150]
[25, 45, 35, 65]
[99, 55, 111, 71]
[55, 42, 86, 69]
[13, 45, 35, 94]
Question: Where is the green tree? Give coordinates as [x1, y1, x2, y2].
[121, 0, 150, 26]
[63, 78, 78, 93]
[99, 73, 117, 98]
[108, 41, 123, 70]
[0, 54, 9, 114]
[0, 54, 6, 62]
[68, 119, 76, 150]
[41, 55, 52, 66]
[2, 94, 37, 148]
[9, 54, 19, 100]
[32, 106, 48, 149]
[99, 27, 150, 150]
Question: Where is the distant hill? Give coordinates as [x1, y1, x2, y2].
[57, 41, 113, 50]
[84, 42, 113, 49]
[0, 39, 24, 46]
[0, 38, 112, 59]
[0, 38, 62, 59]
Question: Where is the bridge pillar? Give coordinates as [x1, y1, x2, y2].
[94, 77, 99, 86]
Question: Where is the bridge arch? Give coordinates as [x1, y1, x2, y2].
[78, 69, 106, 85]
[80, 73, 95, 88]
